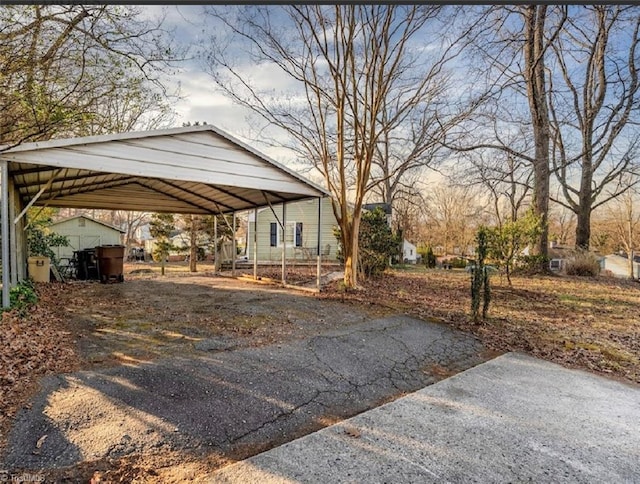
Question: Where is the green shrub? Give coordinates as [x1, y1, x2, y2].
[334, 207, 399, 279]
[487, 209, 542, 283]
[516, 254, 549, 273]
[358, 208, 399, 278]
[418, 245, 436, 268]
[1, 279, 38, 314]
[566, 252, 601, 277]
[449, 257, 468, 269]
[26, 223, 69, 268]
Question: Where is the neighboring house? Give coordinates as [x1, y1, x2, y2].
[523, 244, 575, 272]
[601, 253, 640, 279]
[547, 246, 574, 272]
[403, 239, 417, 264]
[246, 198, 413, 263]
[246, 197, 339, 262]
[545, 245, 609, 274]
[133, 223, 152, 242]
[50, 215, 124, 260]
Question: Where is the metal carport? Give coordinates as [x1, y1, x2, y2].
[0, 125, 329, 307]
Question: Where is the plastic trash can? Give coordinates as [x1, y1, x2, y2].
[28, 256, 50, 282]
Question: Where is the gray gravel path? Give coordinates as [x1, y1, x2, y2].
[2, 315, 486, 471]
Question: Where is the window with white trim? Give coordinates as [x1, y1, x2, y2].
[271, 221, 303, 247]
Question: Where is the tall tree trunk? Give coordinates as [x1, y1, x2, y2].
[524, 5, 551, 269]
[628, 206, 635, 279]
[575, 194, 592, 250]
[341, 215, 360, 288]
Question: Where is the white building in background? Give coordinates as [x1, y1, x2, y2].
[49, 215, 124, 260]
[403, 239, 417, 264]
[601, 253, 640, 279]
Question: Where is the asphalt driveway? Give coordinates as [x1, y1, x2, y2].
[2, 315, 487, 476]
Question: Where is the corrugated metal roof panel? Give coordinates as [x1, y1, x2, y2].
[0, 126, 328, 214]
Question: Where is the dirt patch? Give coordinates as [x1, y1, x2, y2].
[61, 274, 390, 369]
[1, 269, 397, 482]
[0, 284, 80, 457]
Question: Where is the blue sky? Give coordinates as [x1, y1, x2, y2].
[141, 5, 640, 198]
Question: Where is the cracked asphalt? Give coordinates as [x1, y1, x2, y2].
[2, 315, 487, 472]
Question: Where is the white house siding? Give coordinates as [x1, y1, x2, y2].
[403, 240, 417, 263]
[50, 216, 123, 260]
[602, 254, 640, 279]
[247, 197, 339, 262]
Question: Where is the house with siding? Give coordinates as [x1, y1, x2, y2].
[246, 198, 417, 265]
[49, 215, 124, 260]
[246, 197, 339, 262]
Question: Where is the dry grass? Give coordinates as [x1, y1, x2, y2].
[322, 268, 640, 385]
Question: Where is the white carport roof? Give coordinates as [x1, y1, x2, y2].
[0, 125, 328, 214]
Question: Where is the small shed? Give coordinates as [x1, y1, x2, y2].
[49, 215, 124, 260]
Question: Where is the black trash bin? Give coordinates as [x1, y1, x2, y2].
[76, 249, 99, 280]
[96, 245, 125, 283]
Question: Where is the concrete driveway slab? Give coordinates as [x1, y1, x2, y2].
[210, 353, 640, 483]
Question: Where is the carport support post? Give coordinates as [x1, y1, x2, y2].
[1, 160, 11, 308]
[213, 216, 219, 272]
[282, 202, 287, 285]
[317, 197, 322, 291]
[253, 208, 258, 279]
[9, 179, 17, 285]
[232, 212, 236, 277]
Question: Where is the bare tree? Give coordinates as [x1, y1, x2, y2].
[203, 5, 462, 287]
[75, 77, 175, 136]
[367, 58, 462, 209]
[548, 204, 576, 246]
[177, 214, 209, 272]
[443, 6, 567, 269]
[425, 183, 487, 257]
[522, 5, 559, 264]
[376, 173, 428, 243]
[0, 5, 181, 147]
[549, 5, 640, 249]
[460, 140, 533, 228]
